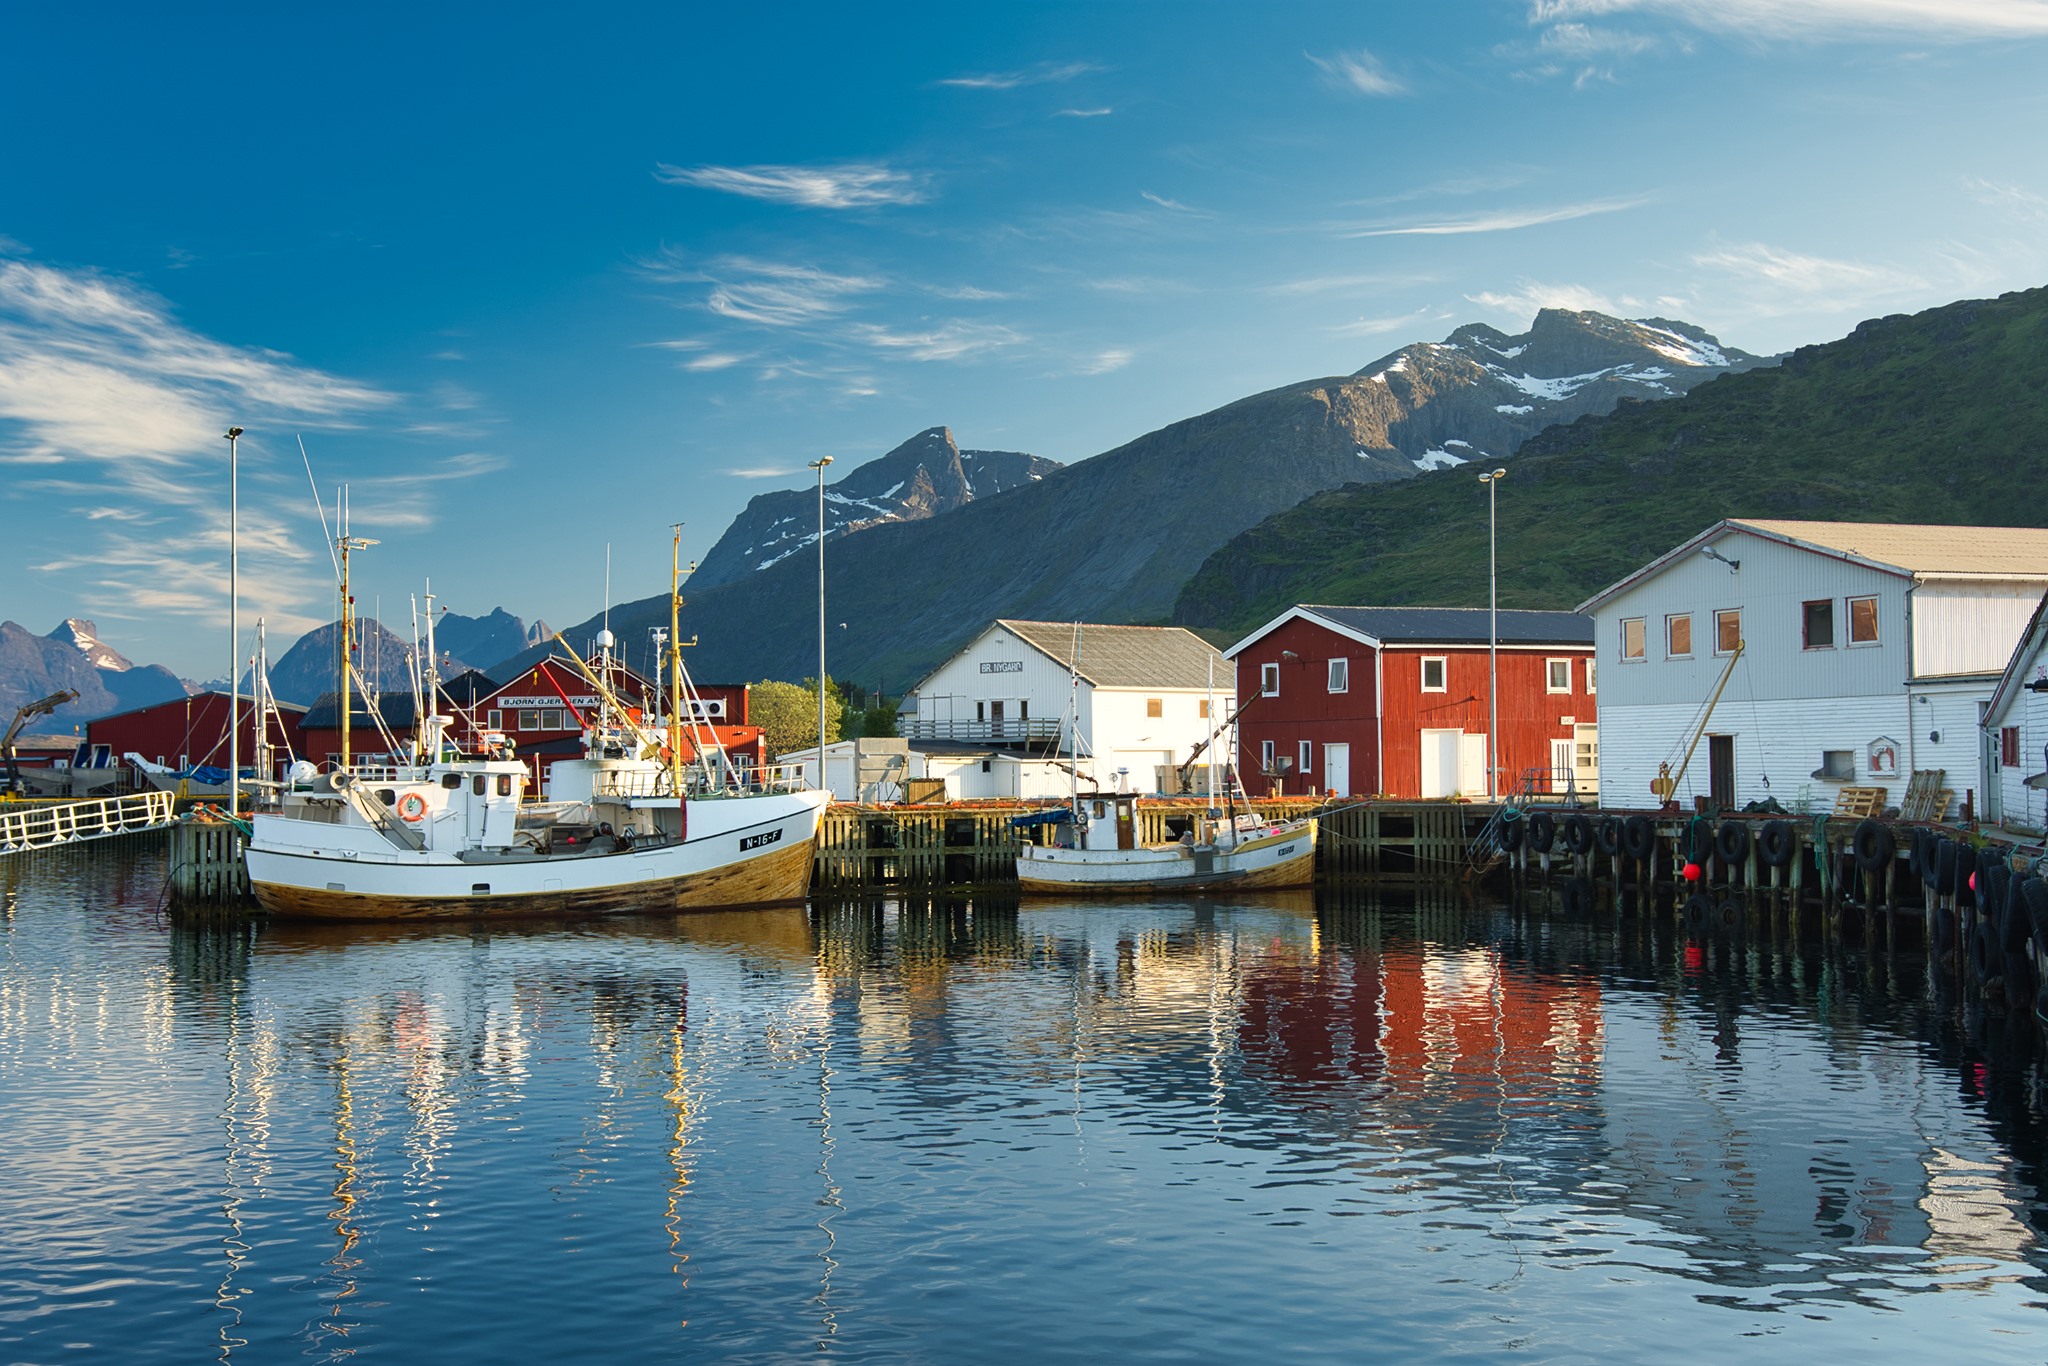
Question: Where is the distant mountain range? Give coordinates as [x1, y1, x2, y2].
[0, 619, 186, 729]
[1172, 285, 2048, 632]
[7, 306, 1784, 721]
[500, 308, 1769, 691]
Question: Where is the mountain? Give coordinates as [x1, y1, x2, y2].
[432, 607, 550, 674]
[1172, 285, 2048, 633]
[687, 427, 1062, 591]
[495, 310, 1764, 692]
[264, 619, 475, 707]
[0, 619, 186, 727]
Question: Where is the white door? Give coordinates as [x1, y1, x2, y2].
[1550, 738, 1574, 794]
[1460, 734, 1487, 797]
[1421, 729, 1461, 798]
[1323, 742, 1350, 797]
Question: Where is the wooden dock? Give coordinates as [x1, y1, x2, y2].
[0, 792, 176, 856]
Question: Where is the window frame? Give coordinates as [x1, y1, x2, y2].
[1621, 617, 1646, 662]
[1714, 608, 1742, 656]
[1260, 662, 1280, 697]
[518, 708, 540, 732]
[1328, 657, 1349, 693]
[1260, 739, 1276, 772]
[1420, 656, 1448, 693]
[1299, 740, 1313, 775]
[1146, 697, 1163, 719]
[2003, 725, 2021, 767]
[1802, 598, 1835, 650]
[1585, 659, 1596, 695]
[486, 708, 503, 731]
[1665, 612, 1693, 659]
[1847, 595, 1880, 646]
[1545, 658, 1571, 694]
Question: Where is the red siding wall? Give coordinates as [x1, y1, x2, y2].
[1234, 620, 1595, 798]
[88, 694, 301, 776]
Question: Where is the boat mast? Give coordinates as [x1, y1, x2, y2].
[1068, 622, 1082, 824]
[669, 525, 684, 797]
[254, 618, 270, 797]
[335, 487, 377, 772]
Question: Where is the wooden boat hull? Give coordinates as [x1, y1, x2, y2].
[250, 835, 816, 921]
[1016, 820, 1316, 896]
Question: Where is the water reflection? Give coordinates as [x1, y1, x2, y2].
[2, 857, 2046, 1360]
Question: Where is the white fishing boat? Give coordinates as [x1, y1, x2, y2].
[1014, 793, 1316, 895]
[244, 526, 829, 922]
[1012, 624, 1315, 895]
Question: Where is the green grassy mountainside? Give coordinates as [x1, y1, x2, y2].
[1173, 286, 2048, 635]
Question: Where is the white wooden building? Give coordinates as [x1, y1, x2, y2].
[1980, 592, 2048, 835]
[1578, 520, 2048, 812]
[897, 619, 1233, 797]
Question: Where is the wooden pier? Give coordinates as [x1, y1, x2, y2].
[166, 813, 251, 909]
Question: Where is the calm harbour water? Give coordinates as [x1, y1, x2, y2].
[2, 846, 2046, 1363]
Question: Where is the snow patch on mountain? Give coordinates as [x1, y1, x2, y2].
[1413, 448, 1469, 471]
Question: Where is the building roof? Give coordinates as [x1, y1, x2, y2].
[1986, 589, 2048, 724]
[993, 620, 1229, 690]
[88, 690, 308, 725]
[1579, 519, 2048, 611]
[1225, 605, 1592, 657]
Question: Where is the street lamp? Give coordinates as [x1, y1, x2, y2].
[224, 426, 243, 814]
[809, 456, 834, 791]
[1478, 467, 1507, 801]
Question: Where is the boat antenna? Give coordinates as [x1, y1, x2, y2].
[297, 435, 340, 581]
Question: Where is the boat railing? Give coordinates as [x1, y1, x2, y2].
[590, 762, 815, 800]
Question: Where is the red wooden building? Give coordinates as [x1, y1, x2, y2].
[1225, 606, 1596, 800]
[88, 691, 307, 778]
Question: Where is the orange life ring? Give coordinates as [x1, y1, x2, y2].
[397, 792, 427, 822]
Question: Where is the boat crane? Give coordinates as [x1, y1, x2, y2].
[3, 690, 78, 795]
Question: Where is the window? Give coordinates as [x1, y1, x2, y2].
[1803, 599, 1835, 649]
[472, 775, 487, 796]
[1585, 660, 1596, 695]
[540, 708, 563, 731]
[1545, 658, 1571, 693]
[1328, 658, 1349, 693]
[1621, 618, 1646, 661]
[1261, 739, 1276, 772]
[1199, 700, 1210, 719]
[518, 709, 539, 731]
[1146, 697, 1163, 718]
[2003, 726, 2021, 767]
[486, 708, 503, 731]
[496, 775, 512, 796]
[1666, 613, 1692, 658]
[1421, 657, 1447, 692]
[1299, 741, 1313, 774]
[1261, 662, 1280, 696]
[1814, 750, 1855, 780]
[1848, 596, 1879, 645]
[1715, 608, 1741, 655]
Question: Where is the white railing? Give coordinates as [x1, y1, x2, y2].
[0, 791, 177, 855]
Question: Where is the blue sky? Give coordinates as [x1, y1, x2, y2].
[5, 1, 2048, 678]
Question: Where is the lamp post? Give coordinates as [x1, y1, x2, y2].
[224, 426, 243, 814]
[809, 455, 834, 791]
[1478, 467, 1507, 801]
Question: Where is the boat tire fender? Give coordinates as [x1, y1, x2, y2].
[1596, 816, 1622, 857]
[1526, 810, 1556, 855]
[1562, 812, 1593, 855]
[1852, 818, 1892, 872]
[1757, 820, 1796, 869]
[1715, 820, 1750, 866]
[1621, 814, 1656, 862]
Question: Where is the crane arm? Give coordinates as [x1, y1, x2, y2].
[4, 689, 79, 792]
[1176, 690, 1262, 787]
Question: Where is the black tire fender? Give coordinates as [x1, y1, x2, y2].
[1758, 820, 1796, 869]
[1526, 810, 1556, 855]
[1621, 814, 1656, 862]
[1852, 818, 1893, 872]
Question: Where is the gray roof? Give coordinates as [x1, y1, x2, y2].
[997, 620, 1228, 689]
[1298, 605, 1593, 647]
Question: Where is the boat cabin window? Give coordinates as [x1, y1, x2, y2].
[497, 775, 513, 796]
[442, 773, 463, 789]
[377, 789, 397, 806]
[1092, 800, 1107, 818]
[473, 775, 487, 796]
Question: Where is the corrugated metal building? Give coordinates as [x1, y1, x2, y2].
[1980, 592, 2048, 835]
[1225, 606, 1596, 799]
[1579, 520, 2048, 812]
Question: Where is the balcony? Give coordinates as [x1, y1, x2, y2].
[896, 718, 1064, 747]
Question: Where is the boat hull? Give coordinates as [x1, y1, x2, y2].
[1016, 820, 1316, 896]
[247, 790, 827, 922]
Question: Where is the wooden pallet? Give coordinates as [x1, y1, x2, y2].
[1899, 770, 1950, 822]
[1832, 786, 1888, 818]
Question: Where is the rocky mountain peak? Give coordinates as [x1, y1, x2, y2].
[685, 426, 1062, 591]
[48, 618, 134, 672]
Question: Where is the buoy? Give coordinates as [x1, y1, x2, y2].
[398, 792, 427, 822]
[1682, 861, 1702, 882]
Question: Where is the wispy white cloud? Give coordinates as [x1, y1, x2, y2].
[1055, 107, 1114, 118]
[1527, 0, 2048, 39]
[644, 252, 885, 328]
[1330, 309, 1440, 338]
[1140, 190, 1207, 215]
[926, 283, 1017, 301]
[1080, 348, 1132, 374]
[1688, 240, 1923, 298]
[724, 466, 795, 479]
[1265, 271, 1411, 297]
[1307, 48, 1407, 97]
[1465, 281, 1636, 320]
[682, 352, 747, 371]
[1086, 275, 1193, 296]
[938, 61, 1101, 90]
[653, 161, 927, 209]
[1964, 177, 2048, 226]
[847, 322, 1024, 362]
[1345, 196, 1649, 237]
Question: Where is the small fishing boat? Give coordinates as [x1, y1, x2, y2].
[1014, 792, 1316, 895]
